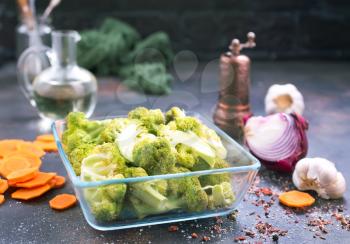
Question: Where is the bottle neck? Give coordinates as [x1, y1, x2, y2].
[51, 31, 78, 67]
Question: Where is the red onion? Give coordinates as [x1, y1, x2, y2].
[244, 113, 308, 173]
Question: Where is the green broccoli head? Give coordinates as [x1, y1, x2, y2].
[92, 143, 126, 174]
[132, 137, 176, 175]
[199, 159, 231, 186]
[99, 118, 130, 143]
[165, 107, 185, 123]
[62, 112, 103, 152]
[84, 174, 127, 222]
[128, 107, 165, 134]
[206, 182, 235, 209]
[175, 144, 197, 169]
[68, 143, 95, 175]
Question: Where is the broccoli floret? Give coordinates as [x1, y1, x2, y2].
[91, 143, 126, 174]
[62, 112, 104, 152]
[99, 118, 130, 143]
[199, 159, 231, 186]
[68, 143, 94, 175]
[132, 137, 176, 175]
[165, 107, 185, 123]
[167, 167, 208, 212]
[175, 144, 197, 169]
[84, 174, 127, 221]
[128, 107, 165, 134]
[205, 182, 235, 209]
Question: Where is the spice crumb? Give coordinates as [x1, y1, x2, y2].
[168, 225, 179, 232]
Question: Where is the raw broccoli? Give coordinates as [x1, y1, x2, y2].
[84, 174, 127, 222]
[165, 106, 185, 123]
[91, 143, 126, 174]
[205, 182, 235, 209]
[67, 143, 94, 175]
[175, 144, 197, 169]
[128, 107, 165, 134]
[99, 118, 130, 143]
[132, 137, 176, 175]
[62, 112, 103, 152]
[199, 159, 231, 186]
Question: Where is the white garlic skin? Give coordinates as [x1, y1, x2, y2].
[292, 157, 346, 199]
[265, 83, 305, 115]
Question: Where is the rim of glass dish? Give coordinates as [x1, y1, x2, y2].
[51, 112, 261, 188]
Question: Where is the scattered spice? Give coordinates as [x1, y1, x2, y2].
[191, 233, 198, 239]
[202, 236, 210, 242]
[234, 236, 246, 242]
[168, 225, 179, 232]
[260, 187, 273, 196]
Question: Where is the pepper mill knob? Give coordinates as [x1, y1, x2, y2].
[229, 32, 256, 56]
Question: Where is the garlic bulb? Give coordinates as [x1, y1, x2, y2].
[292, 157, 346, 199]
[265, 83, 304, 115]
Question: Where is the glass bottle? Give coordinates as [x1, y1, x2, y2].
[17, 30, 98, 120]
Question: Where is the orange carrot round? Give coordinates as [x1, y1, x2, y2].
[36, 134, 55, 142]
[17, 141, 45, 158]
[0, 156, 31, 178]
[11, 184, 51, 200]
[0, 194, 5, 205]
[49, 194, 77, 210]
[33, 141, 58, 153]
[15, 172, 56, 188]
[0, 179, 8, 194]
[7, 167, 38, 185]
[6, 151, 42, 169]
[52, 175, 66, 188]
[279, 190, 315, 208]
[0, 139, 24, 158]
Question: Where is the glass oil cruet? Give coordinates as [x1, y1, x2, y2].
[17, 30, 97, 120]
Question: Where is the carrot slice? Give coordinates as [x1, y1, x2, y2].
[52, 175, 65, 188]
[0, 179, 8, 194]
[15, 172, 56, 188]
[33, 141, 58, 153]
[48, 177, 57, 188]
[0, 194, 4, 205]
[49, 194, 77, 210]
[17, 141, 45, 158]
[6, 151, 42, 169]
[0, 156, 31, 178]
[36, 134, 55, 142]
[279, 190, 315, 208]
[0, 140, 24, 158]
[7, 167, 38, 185]
[11, 184, 51, 200]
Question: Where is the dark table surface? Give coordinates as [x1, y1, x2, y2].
[0, 61, 350, 243]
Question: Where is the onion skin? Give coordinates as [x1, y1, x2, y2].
[245, 113, 308, 173]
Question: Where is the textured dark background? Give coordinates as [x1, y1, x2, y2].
[0, 0, 350, 63]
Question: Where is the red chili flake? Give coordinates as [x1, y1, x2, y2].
[213, 224, 222, 233]
[244, 229, 255, 238]
[191, 233, 198, 239]
[168, 225, 179, 232]
[202, 236, 210, 242]
[234, 236, 246, 242]
[260, 187, 273, 196]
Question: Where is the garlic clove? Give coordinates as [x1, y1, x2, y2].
[325, 172, 346, 199]
[265, 83, 305, 115]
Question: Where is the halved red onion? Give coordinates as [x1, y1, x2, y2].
[244, 113, 308, 173]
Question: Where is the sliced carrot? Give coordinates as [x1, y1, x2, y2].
[15, 172, 56, 188]
[48, 177, 57, 188]
[11, 184, 51, 200]
[0, 156, 31, 178]
[0, 194, 4, 205]
[279, 190, 315, 208]
[6, 151, 42, 169]
[0, 139, 24, 158]
[49, 194, 77, 210]
[17, 141, 45, 158]
[0, 179, 8, 194]
[52, 175, 66, 188]
[36, 134, 55, 142]
[7, 167, 38, 185]
[33, 141, 58, 153]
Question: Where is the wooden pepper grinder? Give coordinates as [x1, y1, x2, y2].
[213, 32, 256, 143]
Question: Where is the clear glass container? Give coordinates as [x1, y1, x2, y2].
[52, 113, 260, 231]
[17, 30, 97, 120]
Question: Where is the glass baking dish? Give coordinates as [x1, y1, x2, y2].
[52, 113, 260, 231]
